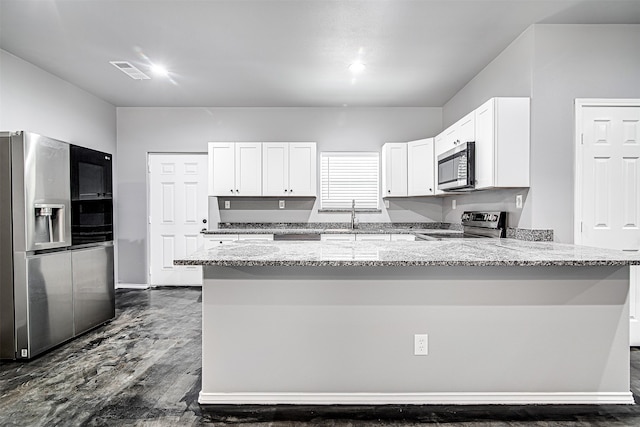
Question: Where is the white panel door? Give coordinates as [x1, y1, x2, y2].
[208, 142, 235, 196]
[581, 106, 640, 250]
[262, 143, 288, 196]
[408, 138, 435, 196]
[149, 153, 208, 286]
[289, 142, 317, 196]
[235, 143, 262, 196]
[578, 103, 640, 344]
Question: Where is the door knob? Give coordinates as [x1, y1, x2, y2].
[202, 219, 207, 224]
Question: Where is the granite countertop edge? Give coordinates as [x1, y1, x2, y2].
[175, 239, 640, 268]
[202, 228, 453, 235]
[176, 259, 639, 267]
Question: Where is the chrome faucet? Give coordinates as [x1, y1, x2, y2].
[350, 199, 357, 229]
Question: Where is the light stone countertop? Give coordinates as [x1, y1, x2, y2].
[175, 239, 640, 267]
[203, 228, 449, 235]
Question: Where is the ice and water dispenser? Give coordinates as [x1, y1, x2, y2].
[33, 203, 67, 246]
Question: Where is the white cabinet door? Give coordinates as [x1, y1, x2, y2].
[457, 111, 475, 144]
[321, 234, 356, 241]
[289, 142, 317, 196]
[208, 142, 235, 196]
[355, 234, 390, 241]
[474, 97, 530, 189]
[262, 143, 288, 196]
[382, 143, 408, 197]
[474, 99, 496, 190]
[391, 234, 415, 241]
[237, 234, 274, 241]
[235, 143, 262, 196]
[407, 138, 435, 196]
[204, 234, 238, 249]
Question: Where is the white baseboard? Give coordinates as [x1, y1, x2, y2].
[198, 391, 635, 405]
[116, 283, 149, 289]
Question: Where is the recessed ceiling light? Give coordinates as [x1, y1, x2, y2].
[150, 63, 169, 77]
[348, 62, 366, 74]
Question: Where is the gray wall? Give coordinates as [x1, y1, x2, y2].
[117, 107, 442, 284]
[441, 25, 640, 241]
[0, 50, 117, 154]
[0, 48, 118, 272]
[529, 24, 640, 243]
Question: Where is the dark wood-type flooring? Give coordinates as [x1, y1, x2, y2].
[2, 287, 640, 426]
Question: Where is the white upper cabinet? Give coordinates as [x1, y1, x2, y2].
[474, 97, 530, 189]
[263, 142, 317, 197]
[382, 143, 408, 197]
[407, 138, 435, 196]
[208, 142, 262, 196]
[208, 142, 235, 196]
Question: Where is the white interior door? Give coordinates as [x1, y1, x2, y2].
[577, 101, 640, 344]
[149, 153, 208, 286]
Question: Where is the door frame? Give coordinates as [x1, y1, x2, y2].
[573, 98, 640, 244]
[146, 151, 208, 287]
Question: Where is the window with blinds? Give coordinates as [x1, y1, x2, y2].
[320, 152, 380, 210]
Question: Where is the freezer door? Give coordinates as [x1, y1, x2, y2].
[72, 244, 115, 335]
[23, 251, 74, 358]
[21, 132, 71, 251]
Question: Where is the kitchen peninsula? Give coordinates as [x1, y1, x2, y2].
[175, 238, 640, 406]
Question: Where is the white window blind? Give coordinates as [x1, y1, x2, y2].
[320, 152, 380, 210]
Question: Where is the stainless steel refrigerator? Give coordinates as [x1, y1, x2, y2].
[0, 131, 114, 360]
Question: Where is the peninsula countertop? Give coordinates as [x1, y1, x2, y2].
[175, 238, 640, 267]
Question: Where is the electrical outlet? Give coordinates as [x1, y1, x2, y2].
[452, 199, 456, 210]
[414, 334, 428, 356]
[516, 194, 523, 209]
[21, 349, 28, 358]
[384, 199, 390, 208]
[224, 200, 230, 209]
[279, 200, 285, 209]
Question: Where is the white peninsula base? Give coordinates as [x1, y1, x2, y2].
[199, 265, 633, 405]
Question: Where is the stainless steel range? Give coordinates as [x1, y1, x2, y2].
[416, 211, 506, 240]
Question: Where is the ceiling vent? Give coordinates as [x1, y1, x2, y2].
[109, 61, 150, 80]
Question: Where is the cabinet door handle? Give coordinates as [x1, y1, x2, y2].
[230, 189, 233, 193]
[289, 189, 293, 193]
[284, 189, 288, 192]
[236, 189, 239, 193]
[387, 189, 391, 193]
[429, 188, 432, 192]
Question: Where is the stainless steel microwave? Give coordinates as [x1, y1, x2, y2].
[437, 141, 475, 191]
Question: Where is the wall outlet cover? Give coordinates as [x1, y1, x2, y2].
[224, 200, 230, 209]
[516, 194, 523, 209]
[452, 199, 456, 210]
[414, 334, 428, 356]
[279, 200, 285, 209]
[384, 199, 390, 208]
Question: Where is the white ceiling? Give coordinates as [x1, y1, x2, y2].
[1, 0, 639, 108]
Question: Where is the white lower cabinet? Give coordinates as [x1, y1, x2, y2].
[321, 234, 356, 241]
[390, 234, 416, 241]
[237, 234, 274, 241]
[356, 234, 391, 241]
[204, 234, 273, 249]
[204, 234, 238, 249]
